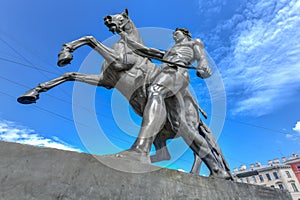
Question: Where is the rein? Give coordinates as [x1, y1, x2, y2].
[119, 18, 131, 64]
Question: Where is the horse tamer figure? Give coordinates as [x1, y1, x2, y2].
[17, 9, 232, 180]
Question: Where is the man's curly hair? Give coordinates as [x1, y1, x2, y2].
[175, 28, 192, 39]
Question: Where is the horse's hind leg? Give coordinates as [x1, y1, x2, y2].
[180, 124, 231, 179]
[198, 120, 232, 175]
[181, 97, 231, 179]
[190, 153, 202, 175]
[17, 72, 104, 104]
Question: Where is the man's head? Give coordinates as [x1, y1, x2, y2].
[173, 28, 192, 42]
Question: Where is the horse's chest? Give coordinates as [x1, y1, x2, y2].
[115, 69, 146, 100]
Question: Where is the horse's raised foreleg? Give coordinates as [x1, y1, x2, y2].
[17, 72, 105, 104]
[58, 36, 123, 67]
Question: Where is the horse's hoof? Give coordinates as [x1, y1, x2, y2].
[17, 89, 39, 104]
[209, 170, 233, 180]
[57, 50, 73, 67]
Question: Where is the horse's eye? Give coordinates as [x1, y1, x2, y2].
[117, 16, 123, 21]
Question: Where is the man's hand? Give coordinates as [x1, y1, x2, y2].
[196, 64, 212, 79]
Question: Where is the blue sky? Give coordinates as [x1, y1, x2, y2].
[0, 0, 300, 174]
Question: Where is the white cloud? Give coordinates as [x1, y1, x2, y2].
[0, 119, 81, 152]
[293, 121, 300, 133]
[285, 121, 300, 140]
[201, 0, 300, 116]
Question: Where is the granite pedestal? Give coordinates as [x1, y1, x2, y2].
[0, 141, 292, 200]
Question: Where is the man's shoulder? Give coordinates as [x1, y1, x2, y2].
[179, 39, 204, 48]
[192, 39, 204, 48]
[177, 39, 200, 46]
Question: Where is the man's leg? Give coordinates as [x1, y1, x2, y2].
[130, 84, 169, 154]
[129, 69, 189, 158]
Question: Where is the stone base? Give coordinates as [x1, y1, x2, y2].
[0, 141, 292, 200]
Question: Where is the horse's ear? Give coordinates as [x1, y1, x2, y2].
[125, 8, 129, 16]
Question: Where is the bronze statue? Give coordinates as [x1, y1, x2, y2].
[17, 9, 232, 179]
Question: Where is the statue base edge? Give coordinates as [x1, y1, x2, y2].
[0, 141, 292, 200]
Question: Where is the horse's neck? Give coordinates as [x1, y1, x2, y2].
[123, 21, 143, 44]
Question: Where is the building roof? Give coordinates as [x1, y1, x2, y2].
[285, 157, 300, 165]
[233, 163, 291, 177]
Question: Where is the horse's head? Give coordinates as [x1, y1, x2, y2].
[104, 9, 131, 34]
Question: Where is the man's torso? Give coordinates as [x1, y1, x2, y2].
[163, 40, 197, 67]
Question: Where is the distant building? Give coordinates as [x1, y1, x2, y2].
[233, 158, 300, 200]
[284, 154, 300, 184]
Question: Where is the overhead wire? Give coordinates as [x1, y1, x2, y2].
[0, 56, 61, 75]
[0, 35, 73, 98]
[0, 35, 133, 137]
[0, 73, 116, 122]
[208, 113, 292, 136]
[0, 29, 66, 75]
[0, 90, 134, 146]
[0, 34, 113, 110]
[0, 37, 58, 77]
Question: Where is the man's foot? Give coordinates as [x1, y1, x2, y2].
[114, 149, 151, 164]
[17, 89, 39, 104]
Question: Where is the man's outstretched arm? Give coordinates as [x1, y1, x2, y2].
[119, 32, 165, 59]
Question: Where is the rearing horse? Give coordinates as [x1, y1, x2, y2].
[17, 9, 231, 179]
